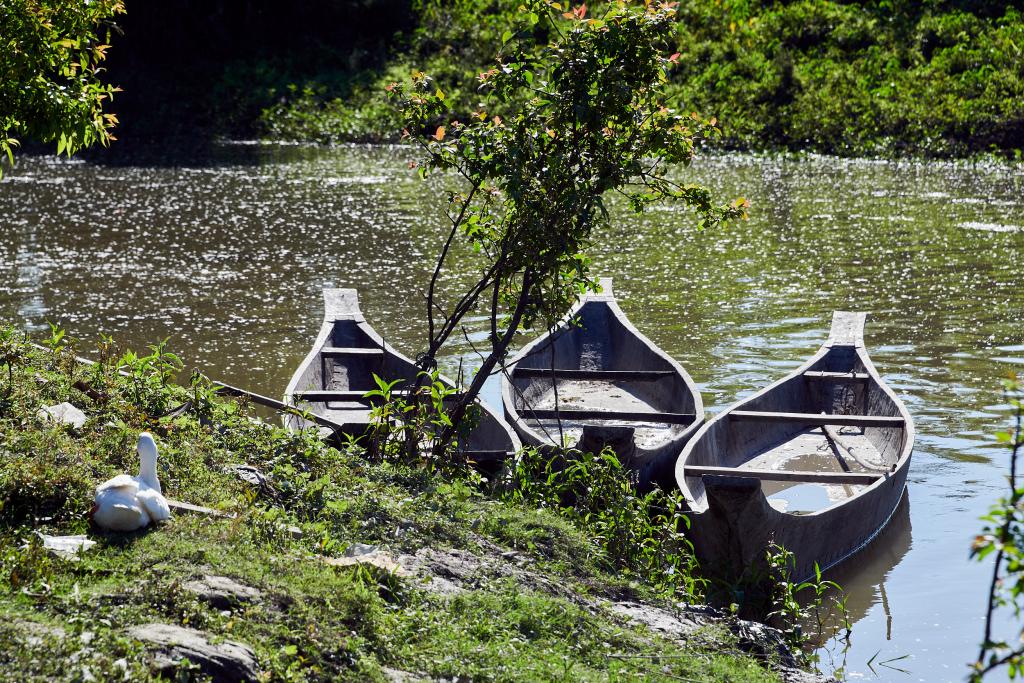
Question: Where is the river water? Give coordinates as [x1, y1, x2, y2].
[2, 144, 1022, 681]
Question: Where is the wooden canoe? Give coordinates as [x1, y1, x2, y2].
[501, 278, 704, 487]
[284, 289, 521, 467]
[674, 311, 914, 584]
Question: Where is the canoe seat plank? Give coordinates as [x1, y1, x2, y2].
[294, 390, 397, 402]
[729, 410, 904, 427]
[802, 371, 870, 382]
[523, 408, 695, 425]
[513, 368, 675, 381]
[683, 465, 884, 485]
[295, 390, 469, 403]
[321, 347, 386, 357]
[461, 450, 511, 461]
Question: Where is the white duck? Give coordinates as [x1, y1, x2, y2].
[92, 432, 171, 531]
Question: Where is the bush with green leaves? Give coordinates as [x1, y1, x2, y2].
[502, 446, 705, 599]
[667, 1, 1024, 156]
[972, 375, 1024, 680]
[258, 0, 1024, 157]
[1, 0, 124, 173]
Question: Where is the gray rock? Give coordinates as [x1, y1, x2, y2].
[344, 543, 379, 557]
[36, 533, 96, 559]
[606, 599, 832, 682]
[226, 465, 268, 489]
[608, 601, 705, 640]
[382, 667, 426, 682]
[396, 545, 564, 599]
[14, 620, 66, 647]
[129, 623, 259, 682]
[778, 665, 836, 683]
[183, 575, 262, 610]
[37, 402, 86, 429]
[731, 618, 800, 669]
[323, 550, 409, 576]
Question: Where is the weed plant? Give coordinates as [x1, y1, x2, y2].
[972, 375, 1024, 680]
[501, 447, 705, 600]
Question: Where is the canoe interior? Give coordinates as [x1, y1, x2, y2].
[286, 292, 518, 459]
[288, 319, 412, 428]
[683, 345, 907, 514]
[509, 297, 698, 453]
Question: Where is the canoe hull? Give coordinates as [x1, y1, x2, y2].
[503, 279, 703, 488]
[691, 460, 909, 584]
[284, 289, 521, 465]
[675, 312, 915, 583]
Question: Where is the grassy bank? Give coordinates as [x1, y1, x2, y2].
[248, 0, 1023, 158]
[0, 329, 800, 681]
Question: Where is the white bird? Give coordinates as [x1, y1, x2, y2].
[92, 432, 171, 532]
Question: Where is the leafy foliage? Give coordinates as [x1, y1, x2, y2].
[0, 1, 124, 172]
[763, 545, 848, 664]
[259, 0, 1024, 157]
[972, 375, 1024, 680]
[362, 369, 486, 474]
[671, 1, 1024, 156]
[503, 446, 705, 599]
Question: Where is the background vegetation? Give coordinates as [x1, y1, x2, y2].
[8, 1, 1021, 158]
[246, 0, 1024, 157]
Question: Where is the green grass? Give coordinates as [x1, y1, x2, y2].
[0, 329, 783, 681]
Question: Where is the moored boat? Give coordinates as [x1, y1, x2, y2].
[284, 288, 521, 467]
[675, 311, 914, 583]
[501, 278, 704, 487]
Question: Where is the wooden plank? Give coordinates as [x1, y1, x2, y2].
[294, 391, 381, 403]
[803, 371, 870, 382]
[167, 499, 236, 518]
[523, 408, 695, 425]
[323, 288, 362, 320]
[729, 410, 904, 427]
[461, 450, 511, 461]
[295, 390, 469, 403]
[320, 347, 385, 357]
[513, 368, 675, 381]
[828, 311, 867, 347]
[683, 466, 884, 485]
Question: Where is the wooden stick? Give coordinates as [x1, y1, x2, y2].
[821, 423, 892, 472]
[524, 408, 695, 425]
[512, 368, 674, 381]
[166, 499, 235, 519]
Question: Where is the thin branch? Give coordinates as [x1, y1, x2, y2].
[426, 186, 480, 348]
[976, 389, 1024, 676]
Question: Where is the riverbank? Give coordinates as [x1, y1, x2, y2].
[0, 332, 821, 681]
[93, 1, 1024, 158]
